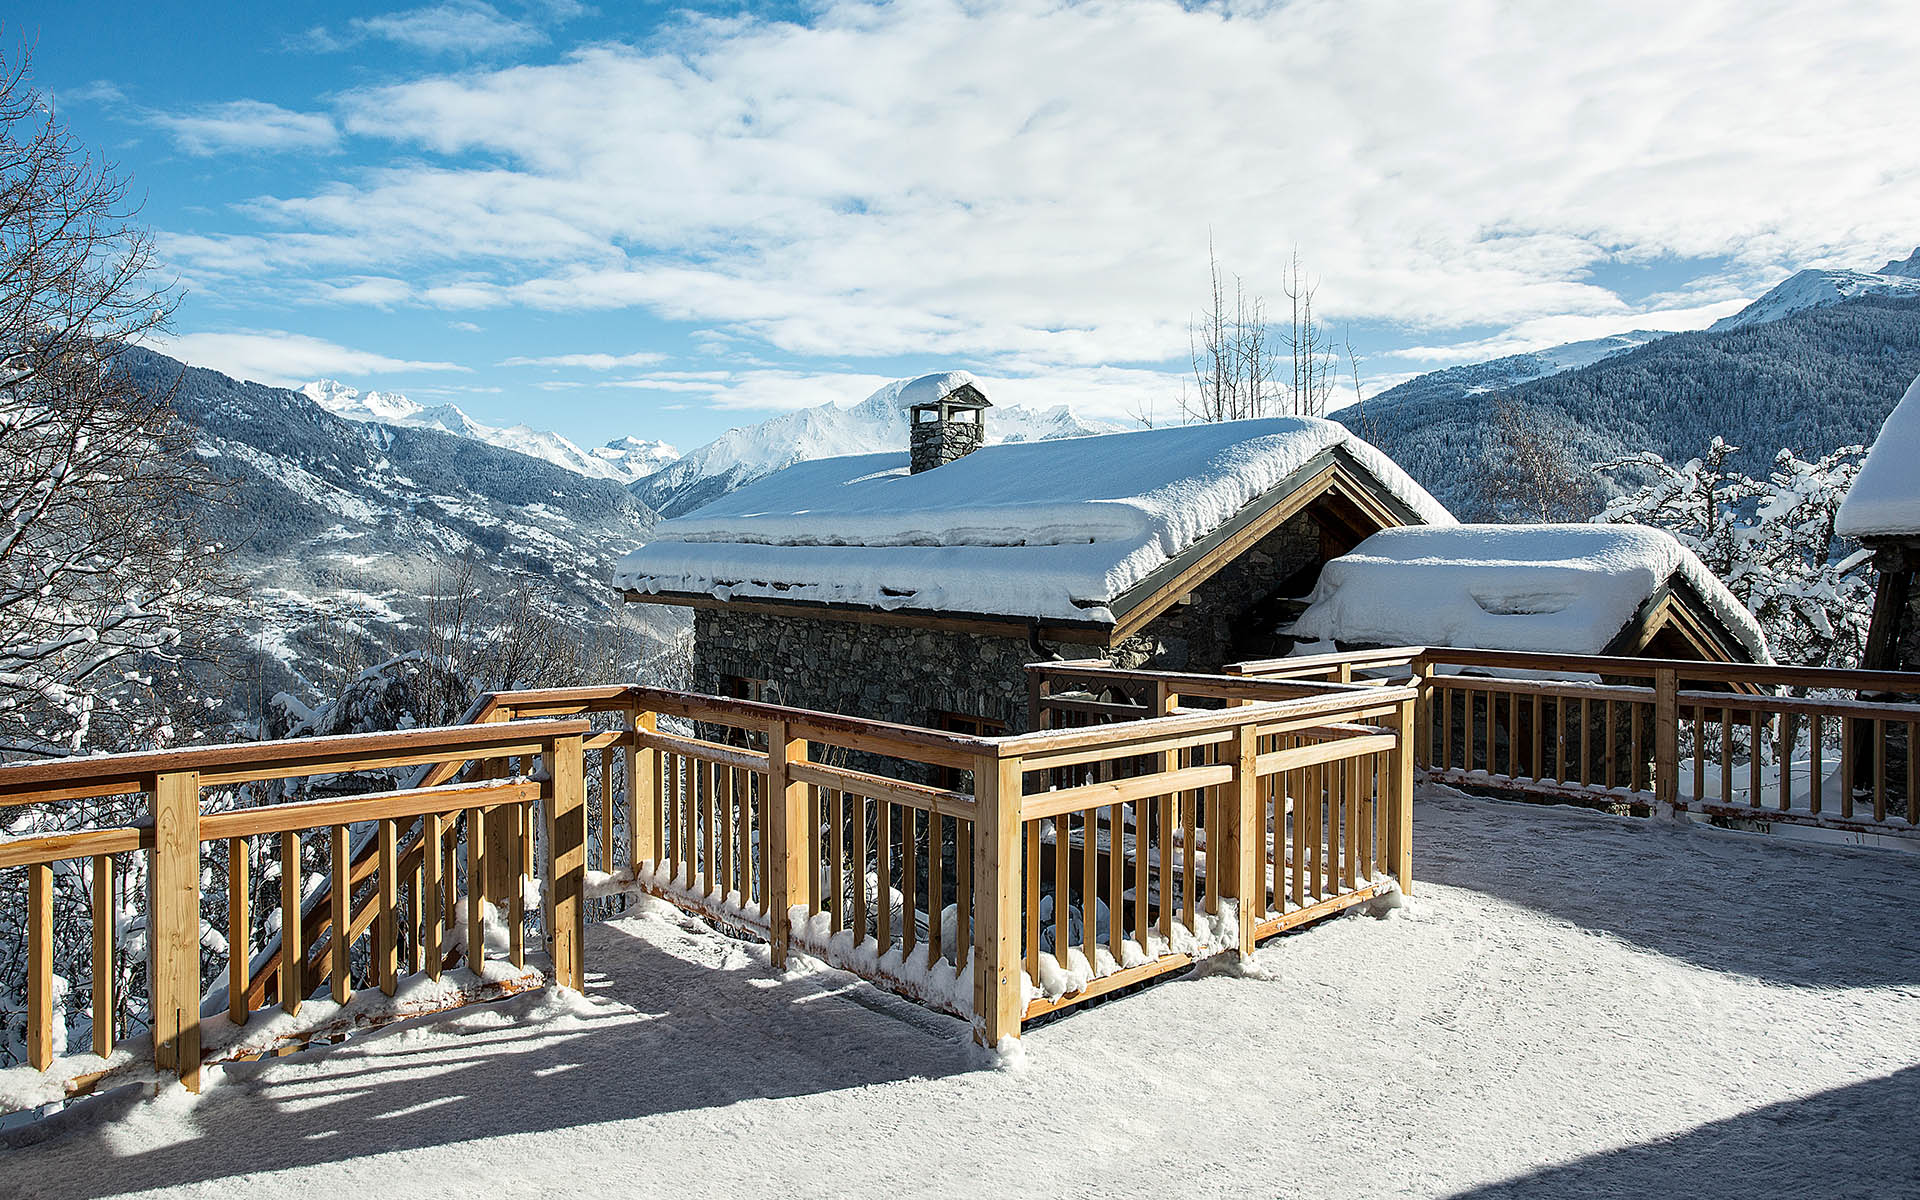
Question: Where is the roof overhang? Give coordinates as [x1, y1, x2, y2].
[620, 443, 1426, 645]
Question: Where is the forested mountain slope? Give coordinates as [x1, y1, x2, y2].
[1341, 297, 1920, 517]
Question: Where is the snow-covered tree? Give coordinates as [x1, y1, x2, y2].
[1594, 439, 1873, 669]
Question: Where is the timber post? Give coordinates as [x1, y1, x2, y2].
[148, 769, 202, 1091]
[544, 732, 587, 989]
[1230, 721, 1262, 958]
[1387, 699, 1415, 896]
[971, 750, 1024, 1046]
[1413, 656, 1435, 771]
[1654, 668, 1679, 820]
[628, 706, 658, 875]
[766, 720, 809, 968]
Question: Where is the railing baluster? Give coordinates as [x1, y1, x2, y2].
[467, 806, 487, 969]
[904, 806, 920, 955]
[28, 860, 52, 1070]
[828, 789, 844, 935]
[1810, 715, 1824, 814]
[929, 811, 945, 968]
[1080, 806, 1096, 956]
[331, 824, 353, 1003]
[1181, 787, 1197, 930]
[1158, 791, 1174, 940]
[282, 831, 304, 1011]
[228, 837, 250, 1025]
[1530, 694, 1544, 782]
[1750, 712, 1764, 809]
[1841, 716, 1855, 819]
[851, 792, 868, 942]
[92, 853, 115, 1057]
[1108, 802, 1124, 963]
[1022, 817, 1038, 977]
[378, 818, 398, 996]
[1874, 719, 1888, 822]
[1050, 810, 1065, 964]
[1720, 710, 1734, 807]
[509, 803, 526, 969]
[422, 813, 443, 981]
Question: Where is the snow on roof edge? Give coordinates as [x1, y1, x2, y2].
[1836, 370, 1920, 539]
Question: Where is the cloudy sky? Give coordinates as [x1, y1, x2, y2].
[28, 0, 1920, 452]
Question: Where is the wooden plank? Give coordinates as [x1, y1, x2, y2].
[1021, 952, 1196, 1020]
[0, 718, 592, 805]
[467, 807, 486, 970]
[509, 806, 526, 970]
[828, 789, 845, 935]
[957, 820, 974, 968]
[1107, 802, 1124, 963]
[736, 766, 751, 902]
[1021, 763, 1235, 822]
[971, 753, 1024, 1044]
[92, 854, 114, 1058]
[28, 861, 53, 1070]
[905, 807, 920, 956]
[1051, 807, 1066, 965]
[880, 802, 895, 952]
[228, 839, 250, 1025]
[851, 792, 868, 943]
[1651, 664, 1681, 814]
[1255, 734, 1397, 777]
[789, 761, 974, 819]
[1751, 713, 1765, 809]
[635, 728, 771, 777]
[281, 831, 303, 1013]
[929, 811, 945, 967]
[0, 825, 148, 870]
[1232, 722, 1260, 956]
[1811, 715, 1824, 814]
[1079, 805, 1095, 959]
[629, 709, 656, 874]
[199, 780, 541, 841]
[378, 819, 398, 996]
[547, 733, 587, 990]
[149, 770, 202, 1090]
[1875, 719, 1888, 822]
[331, 825, 353, 1004]
[766, 722, 807, 969]
[599, 746, 615, 874]
[423, 812, 443, 981]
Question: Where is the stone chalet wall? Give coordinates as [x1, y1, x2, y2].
[689, 508, 1332, 738]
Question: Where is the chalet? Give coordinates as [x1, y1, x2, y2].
[1837, 369, 1920, 673]
[1285, 524, 1770, 664]
[616, 372, 1453, 733]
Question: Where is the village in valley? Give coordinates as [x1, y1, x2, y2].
[3, 4, 1919, 1198]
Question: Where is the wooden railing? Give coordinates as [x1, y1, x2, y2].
[1, 673, 1415, 1097]
[0, 718, 588, 1096]
[1229, 647, 1920, 836]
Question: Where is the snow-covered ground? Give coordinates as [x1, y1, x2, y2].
[8, 788, 1919, 1198]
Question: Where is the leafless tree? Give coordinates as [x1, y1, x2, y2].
[1184, 244, 1336, 423]
[0, 48, 238, 760]
[1473, 396, 1600, 522]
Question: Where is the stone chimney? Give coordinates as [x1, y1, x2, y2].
[904, 373, 991, 474]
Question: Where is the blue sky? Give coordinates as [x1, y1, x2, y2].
[22, 0, 1920, 454]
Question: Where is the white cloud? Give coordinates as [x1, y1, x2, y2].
[155, 329, 468, 387]
[500, 350, 670, 369]
[309, 2, 546, 55]
[168, 0, 1920, 372]
[150, 101, 338, 156]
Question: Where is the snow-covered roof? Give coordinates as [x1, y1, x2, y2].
[1835, 370, 1920, 540]
[1287, 524, 1770, 662]
[616, 417, 1454, 625]
[894, 370, 987, 410]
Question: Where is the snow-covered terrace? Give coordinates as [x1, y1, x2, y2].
[9, 789, 1915, 1199]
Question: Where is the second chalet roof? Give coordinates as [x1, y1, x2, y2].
[1835, 369, 1920, 539]
[1287, 524, 1771, 661]
[615, 417, 1454, 625]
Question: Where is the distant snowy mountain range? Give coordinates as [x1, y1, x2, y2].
[630, 376, 1123, 518]
[300, 379, 679, 484]
[1367, 246, 1920, 414]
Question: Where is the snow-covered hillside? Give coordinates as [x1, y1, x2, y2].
[1367, 330, 1666, 411]
[1711, 247, 1920, 331]
[632, 375, 1124, 518]
[118, 351, 669, 706]
[301, 379, 678, 485]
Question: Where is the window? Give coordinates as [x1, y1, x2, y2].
[930, 710, 1006, 790]
[720, 674, 771, 703]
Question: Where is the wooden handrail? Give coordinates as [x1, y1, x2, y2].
[0, 718, 593, 805]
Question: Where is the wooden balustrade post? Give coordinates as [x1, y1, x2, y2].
[971, 751, 1024, 1047]
[1027, 667, 1051, 732]
[148, 769, 202, 1091]
[766, 721, 808, 968]
[1229, 721, 1261, 958]
[544, 733, 587, 990]
[27, 861, 52, 1070]
[1654, 669, 1679, 820]
[1413, 658, 1435, 772]
[628, 708, 658, 875]
[1387, 700, 1415, 897]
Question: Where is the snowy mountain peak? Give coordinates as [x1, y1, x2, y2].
[1878, 247, 1920, 279]
[301, 379, 424, 424]
[299, 379, 678, 485]
[632, 375, 1122, 518]
[1712, 248, 1920, 331]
